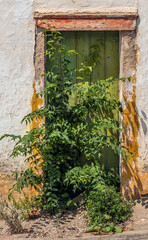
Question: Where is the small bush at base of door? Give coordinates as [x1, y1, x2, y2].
[65, 163, 135, 234]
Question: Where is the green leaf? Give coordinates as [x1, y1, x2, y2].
[126, 155, 131, 163]
[62, 193, 69, 198]
[66, 199, 72, 207]
[105, 226, 112, 232]
[85, 226, 99, 233]
[104, 214, 111, 220]
[121, 150, 126, 159]
[8, 193, 13, 201]
[14, 189, 21, 194]
[114, 226, 123, 233]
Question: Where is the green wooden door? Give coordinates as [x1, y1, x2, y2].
[47, 31, 119, 170]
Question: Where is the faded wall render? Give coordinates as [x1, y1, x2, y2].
[33, 0, 137, 9]
[136, 0, 148, 196]
[0, 0, 148, 198]
[0, 0, 35, 195]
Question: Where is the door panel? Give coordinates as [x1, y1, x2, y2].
[47, 31, 119, 171]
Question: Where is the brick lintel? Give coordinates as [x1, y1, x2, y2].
[36, 18, 137, 31]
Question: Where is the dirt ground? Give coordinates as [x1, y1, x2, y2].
[130, 197, 148, 231]
[0, 198, 148, 240]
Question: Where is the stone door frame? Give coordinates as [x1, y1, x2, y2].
[33, 9, 140, 199]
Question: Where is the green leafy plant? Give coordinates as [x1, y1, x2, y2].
[64, 163, 134, 234]
[64, 163, 120, 194]
[0, 29, 134, 233]
[85, 184, 134, 232]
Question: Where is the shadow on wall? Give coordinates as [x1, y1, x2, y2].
[122, 92, 147, 200]
[123, 95, 147, 136]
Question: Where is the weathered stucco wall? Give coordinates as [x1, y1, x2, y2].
[136, 0, 148, 195]
[33, 0, 137, 10]
[0, 0, 148, 198]
[0, 0, 35, 195]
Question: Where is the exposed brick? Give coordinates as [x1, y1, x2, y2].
[36, 18, 136, 31]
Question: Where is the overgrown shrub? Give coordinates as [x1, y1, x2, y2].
[0, 29, 133, 233]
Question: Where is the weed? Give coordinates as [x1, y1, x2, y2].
[0, 199, 24, 234]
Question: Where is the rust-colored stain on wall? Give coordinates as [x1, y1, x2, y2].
[29, 80, 44, 194]
[122, 76, 142, 199]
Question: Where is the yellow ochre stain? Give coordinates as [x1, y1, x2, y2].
[31, 81, 43, 129]
[122, 75, 141, 199]
[29, 81, 44, 194]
